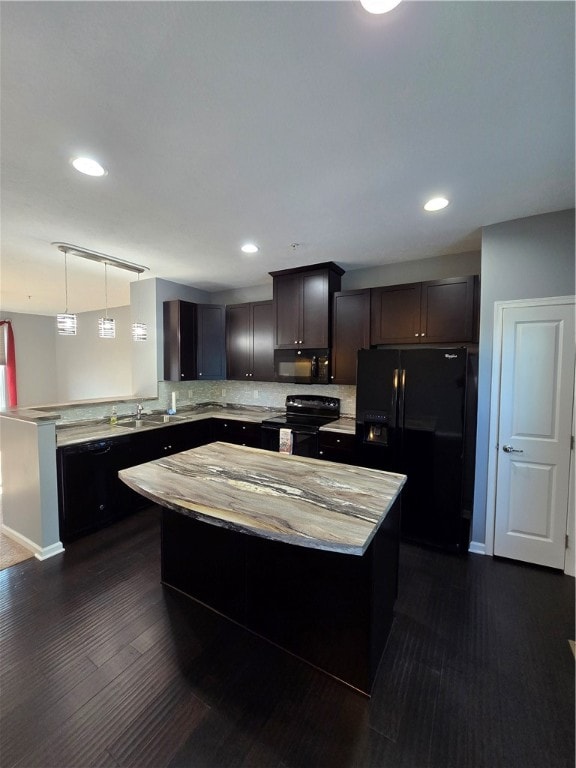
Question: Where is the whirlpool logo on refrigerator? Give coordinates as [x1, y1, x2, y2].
[444, 354, 459, 359]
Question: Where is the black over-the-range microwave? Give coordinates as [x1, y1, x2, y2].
[273, 349, 330, 384]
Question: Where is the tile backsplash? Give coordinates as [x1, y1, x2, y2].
[51, 380, 356, 424]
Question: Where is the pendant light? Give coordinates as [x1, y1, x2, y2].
[98, 263, 115, 338]
[131, 273, 147, 341]
[56, 247, 78, 335]
[52, 243, 149, 339]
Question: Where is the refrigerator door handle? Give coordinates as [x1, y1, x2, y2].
[398, 368, 406, 429]
[392, 368, 399, 424]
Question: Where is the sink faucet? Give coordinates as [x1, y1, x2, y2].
[136, 403, 143, 420]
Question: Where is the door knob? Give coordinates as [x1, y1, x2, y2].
[503, 444, 523, 453]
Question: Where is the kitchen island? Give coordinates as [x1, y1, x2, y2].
[119, 442, 406, 695]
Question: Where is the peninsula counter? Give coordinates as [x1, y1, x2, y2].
[119, 442, 406, 695]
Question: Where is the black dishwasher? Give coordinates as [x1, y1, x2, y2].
[57, 436, 139, 542]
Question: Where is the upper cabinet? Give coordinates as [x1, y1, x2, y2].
[330, 289, 370, 385]
[370, 276, 479, 345]
[226, 301, 275, 382]
[163, 300, 226, 381]
[270, 262, 344, 349]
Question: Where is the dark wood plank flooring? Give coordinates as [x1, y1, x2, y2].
[1, 506, 573, 768]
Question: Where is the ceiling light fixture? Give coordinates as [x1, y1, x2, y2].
[424, 197, 450, 212]
[71, 157, 107, 177]
[52, 243, 149, 274]
[56, 246, 77, 336]
[241, 243, 259, 254]
[53, 243, 149, 339]
[360, 0, 402, 14]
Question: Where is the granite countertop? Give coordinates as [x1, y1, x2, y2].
[0, 408, 61, 423]
[56, 406, 284, 447]
[119, 442, 406, 556]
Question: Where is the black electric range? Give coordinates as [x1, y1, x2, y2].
[261, 395, 340, 457]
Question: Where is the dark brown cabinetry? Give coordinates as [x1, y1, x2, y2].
[210, 419, 262, 448]
[163, 300, 226, 381]
[370, 275, 478, 345]
[330, 289, 370, 384]
[318, 431, 357, 465]
[57, 420, 212, 542]
[270, 262, 344, 349]
[226, 301, 274, 381]
[130, 420, 211, 463]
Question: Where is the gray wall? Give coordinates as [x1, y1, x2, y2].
[212, 250, 481, 305]
[55, 306, 133, 402]
[472, 208, 575, 545]
[131, 276, 212, 396]
[0, 312, 59, 407]
[1, 308, 135, 406]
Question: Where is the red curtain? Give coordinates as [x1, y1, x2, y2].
[0, 320, 17, 407]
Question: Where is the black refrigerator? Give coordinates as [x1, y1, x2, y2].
[355, 347, 477, 553]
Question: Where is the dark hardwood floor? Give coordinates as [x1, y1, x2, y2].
[1, 506, 574, 768]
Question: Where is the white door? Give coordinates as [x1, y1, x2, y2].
[494, 301, 575, 568]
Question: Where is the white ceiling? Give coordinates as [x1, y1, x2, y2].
[1, 1, 574, 315]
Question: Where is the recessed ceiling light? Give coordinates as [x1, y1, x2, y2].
[71, 157, 107, 177]
[241, 243, 259, 254]
[424, 197, 450, 212]
[360, 0, 402, 14]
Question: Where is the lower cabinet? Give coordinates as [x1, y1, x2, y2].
[130, 419, 211, 463]
[210, 418, 262, 448]
[57, 420, 211, 542]
[57, 418, 265, 542]
[318, 431, 357, 465]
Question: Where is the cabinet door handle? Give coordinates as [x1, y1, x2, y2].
[421, 333, 426, 337]
[414, 333, 419, 337]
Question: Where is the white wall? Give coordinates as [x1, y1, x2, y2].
[55, 306, 133, 402]
[472, 209, 576, 546]
[0, 311, 58, 407]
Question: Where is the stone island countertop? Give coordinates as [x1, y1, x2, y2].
[119, 441, 406, 556]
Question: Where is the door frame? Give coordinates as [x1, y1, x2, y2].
[484, 296, 575, 573]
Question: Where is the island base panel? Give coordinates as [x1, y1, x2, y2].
[161, 498, 401, 695]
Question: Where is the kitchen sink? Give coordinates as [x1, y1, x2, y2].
[114, 419, 147, 429]
[142, 413, 189, 424]
[114, 413, 190, 429]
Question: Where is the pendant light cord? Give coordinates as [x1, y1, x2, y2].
[63, 249, 70, 313]
[104, 263, 108, 318]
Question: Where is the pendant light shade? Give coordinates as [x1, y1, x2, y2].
[131, 321, 147, 341]
[57, 313, 78, 335]
[98, 317, 116, 338]
[56, 248, 77, 335]
[98, 263, 115, 339]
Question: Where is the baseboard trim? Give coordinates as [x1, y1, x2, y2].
[1, 523, 64, 560]
[468, 541, 487, 555]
